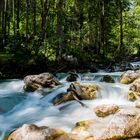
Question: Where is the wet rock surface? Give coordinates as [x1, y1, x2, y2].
[99, 109, 140, 140]
[53, 82, 99, 105]
[120, 70, 140, 84]
[7, 124, 86, 140]
[23, 73, 60, 92]
[66, 72, 78, 82]
[128, 91, 137, 101]
[130, 78, 140, 94]
[94, 104, 119, 117]
[135, 100, 140, 108]
[100, 75, 115, 83]
[8, 124, 64, 140]
[3, 70, 140, 140]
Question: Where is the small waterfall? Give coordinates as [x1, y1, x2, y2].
[129, 61, 140, 70]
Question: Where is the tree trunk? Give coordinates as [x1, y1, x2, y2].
[7, 0, 11, 36]
[119, 0, 123, 51]
[56, 0, 63, 61]
[101, 0, 105, 57]
[97, 0, 102, 55]
[16, 0, 20, 35]
[2, 0, 7, 49]
[13, 0, 15, 36]
[32, 0, 36, 35]
[26, 0, 30, 37]
[41, 0, 47, 39]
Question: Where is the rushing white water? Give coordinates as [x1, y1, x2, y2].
[0, 72, 134, 139]
[129, 61, 140, 70]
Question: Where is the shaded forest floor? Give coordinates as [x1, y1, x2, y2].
[0, 51, 139, 79]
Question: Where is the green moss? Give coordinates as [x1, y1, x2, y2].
[128, 91, 137, 101]
[101, 75, 115, 83]
[3, 135, 9, 140]
[76, 120, 90, 127]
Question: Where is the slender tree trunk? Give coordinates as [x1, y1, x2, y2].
[119, 0, 123, 51]
[16, 0, 20, 35]
[101, 0, 105, 57]
[56, 0, 63, 61]
[32, 0, 36, 35]
[2, 0, 7, 48]
[0, 0, 4, 11]
[88, 0, 95, 49]
[7, 0, 11, 36]
[13, 0, 15, 35]
[0, 8, 3, 49]
[41, 0, 50, 55]
[97, 1, 102, 55]
[26, 0, 30, 37]
[41, 0, 46, 39]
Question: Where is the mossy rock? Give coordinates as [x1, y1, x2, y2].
[101, 75, 115, 83]
[120, 70, 140, 84]
[73, 119, 94, 133]
[128, 91, 137, 101]
[76, 120, 91, 127]
[66, 72, 78, 82]
[7, 124, 65, 140]
[3, 136, 9, 140]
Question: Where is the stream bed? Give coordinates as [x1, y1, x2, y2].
[0, 72, 137, 139]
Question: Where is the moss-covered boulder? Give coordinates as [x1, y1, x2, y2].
[135, 100, 140, 108]
[120, 70, 140, 84]
[94, 104, 119, 117]
[101, 75, 115, 83]
[72, 120, 94, 132]
[128, 91, 137, 101]
[53, 82, 99, 105]
[99, 109, 140, 140]
[3, 136, 8, 140]
[72, 119, 96, 139]
[72, 82, 99, 100]
[66, 72, 78, 82]
[7, 124, 86, 140]
[130, 78, 140, 94]
[54, 133, 82, 140]
[7, 124, 65, 140]
[24, 73, 61, 92]
[53, 92, 74, 105]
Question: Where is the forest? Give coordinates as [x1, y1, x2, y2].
[0, 0, 140, 78]
[1, 1, 140, 140]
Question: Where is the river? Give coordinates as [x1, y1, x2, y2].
[0, 72, 135, 139]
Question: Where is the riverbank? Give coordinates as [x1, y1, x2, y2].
[0, 56, 140, 79]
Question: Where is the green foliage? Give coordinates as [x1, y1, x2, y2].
[0, 0, 139, 66]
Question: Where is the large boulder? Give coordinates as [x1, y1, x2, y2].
[66, 72, 78, 82]
[7, 124, 84, 140]
[99, 109, 140, 140]
[72, 119, 95, 137]
[130, 78, 140, 95]
[53, 92, 74, 105]
[100, 75, 115, 83]
[128, 91, 137, 101]
[94, 104, 119, 117]
[135, 100, 140, 108]
[8, 124, 64, 140]
[53, 82, 99, 105]
[24, 73, 60, 92]
[120, 70, 140, 84]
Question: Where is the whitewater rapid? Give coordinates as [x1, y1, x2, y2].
[0, 72, 134, 139]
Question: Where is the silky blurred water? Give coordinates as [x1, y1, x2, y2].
[0, 72, 133, 139]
